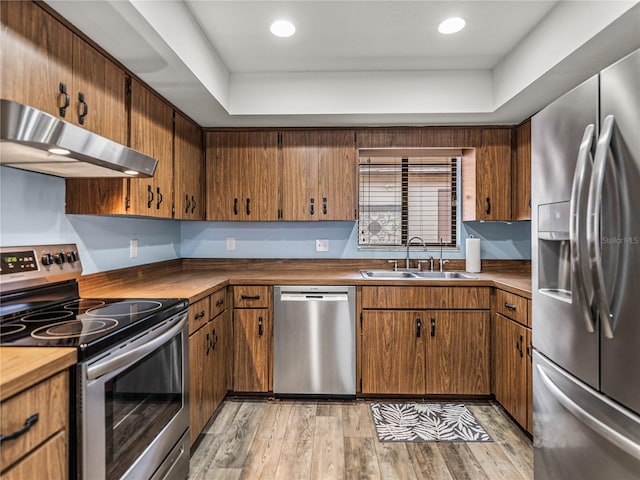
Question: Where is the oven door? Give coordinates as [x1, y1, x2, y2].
[79, 311, 189, 480]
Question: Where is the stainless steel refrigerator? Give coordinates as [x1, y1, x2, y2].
[531, 48, 640, 479]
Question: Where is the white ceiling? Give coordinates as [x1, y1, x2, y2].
[46, 1, 640, 127]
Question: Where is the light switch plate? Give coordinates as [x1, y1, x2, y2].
[130, 239, 138, 258]
[226, 237, 236, 251]
[316, 239, 329, 252]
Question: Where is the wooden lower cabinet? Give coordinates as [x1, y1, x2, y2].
[0, 371, 68, 479]
[361, 309, 489, 395]
[188, 289, 230, 445]
[233, 308, 271, 392]
[494, 312, 532, 432]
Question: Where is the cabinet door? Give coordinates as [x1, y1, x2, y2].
[189, 323, 208, 445]
[526, 328, 533, 434]
[425, 310, 490, 394]
[1, 1, 73, 118]
[206, 131, 279, 220]
[494, 313, 528, 427]
[174, 113, 204, 220]
[478, 128, 512, 221]
[129, 79, 174, 218]
[361, 310, 426, 394]
[210, 311, 228, 410]
[281, 130, 356, 221]
[71, 36, 127, 144]
[512, 120, 531, 220]
[233, 309, 270, 392]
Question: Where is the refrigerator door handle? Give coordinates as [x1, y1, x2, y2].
[570, 123, 596, 333]
[587, 114, 616, 339]
[537, 363, 640, 461]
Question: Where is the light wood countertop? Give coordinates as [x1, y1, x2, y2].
[0, 348, 77, 401]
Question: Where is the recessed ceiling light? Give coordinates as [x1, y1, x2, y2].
[438, 17, 466, 35]
[270, 20, 295, 38]
[48, 147, 70, 155]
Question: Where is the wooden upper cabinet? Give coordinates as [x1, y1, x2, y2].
[206, 131, 280, 221]
[462, 128, 512, 221]
[1, 1, 73, 118]
[174, 113, 204, 220]
[71, 36, 127, 144]
[129, 79, 174, 218]
[356, 127, 481, 148]
[512, 120, 531, 221]
[1, 2, 127, 144]
[280, 130, 357, 221]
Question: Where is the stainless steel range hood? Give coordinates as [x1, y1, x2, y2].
[0, 99, 157, 178]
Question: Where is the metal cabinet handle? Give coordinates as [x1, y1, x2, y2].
[430, 318, 436, 337]
[485, 197, 491, 215]
[516, 334, 524, 357]
[233, 198, 238, 215]
[0, 413, 39, 444]
[206, 332, 211, 355]
[58, 83, 69, 117]
[416, 318, 422, 338]
[504, 302, 517, 311]
[185, 194, 191, 214]
[241, 295, 261, 300]
[147, 185, 154, 208]
[215, 298, 224, 307]
[156, 187, 163, 209]
[194, 310, 205, 320]
[191, 195, 196, 214]
[78, 92, 88, 125]
[310, 198, 315, 215]
[322, 197, 328, 215]
[246, 198, 251, 215]
[258, 316, 264, 336]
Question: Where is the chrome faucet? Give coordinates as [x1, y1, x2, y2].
[439, 238, 450, 272]
[406, 236, 426, 270]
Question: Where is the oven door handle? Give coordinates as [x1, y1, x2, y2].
[86, 315, 187, 381]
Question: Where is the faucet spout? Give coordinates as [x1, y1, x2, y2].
[406, 236, 426, 270]
[439, 238, 450, 272]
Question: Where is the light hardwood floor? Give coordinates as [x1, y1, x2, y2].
[189, 399, 533, 480]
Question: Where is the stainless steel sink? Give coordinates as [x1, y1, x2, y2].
[412, 271, 477, 279]
[360, 270, 476, 280]
[360, 270, 418, 279]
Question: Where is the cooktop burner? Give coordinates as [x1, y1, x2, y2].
[31, 318, 119, 339]
[0, 296, 188, 359]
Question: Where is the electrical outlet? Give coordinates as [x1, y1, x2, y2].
[316, 239, 329, 252]
[226, 237, 236, 251]
[130, 239, 138, 258]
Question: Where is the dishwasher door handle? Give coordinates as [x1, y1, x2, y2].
[280, 293, 349, 302]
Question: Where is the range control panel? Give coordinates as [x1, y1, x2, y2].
[0, 244, 82, 290]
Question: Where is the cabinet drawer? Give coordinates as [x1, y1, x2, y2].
[0, 372, 68, 471]
[210, 288, 227, 319]
[189, 296, 210, 335]
[361, 286, 490, 310]
[233, 286, 271, 308]
[2, 430, 67, 480]
[496, 289, 528, 326]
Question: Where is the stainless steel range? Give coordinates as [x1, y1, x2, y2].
[0, 244, 190, 480]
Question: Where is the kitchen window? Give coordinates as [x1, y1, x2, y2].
[358, 149, 459, 248]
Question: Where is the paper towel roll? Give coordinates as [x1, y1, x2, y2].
[466, 237, 481, 273]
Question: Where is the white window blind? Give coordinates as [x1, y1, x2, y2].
[359, 154, 458, 247]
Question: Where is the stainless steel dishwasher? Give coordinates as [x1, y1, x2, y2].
[274, 285, 356, 396]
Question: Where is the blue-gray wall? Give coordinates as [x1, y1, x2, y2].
[1, 167, 530, 274]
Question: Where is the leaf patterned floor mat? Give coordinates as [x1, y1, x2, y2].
[370, 403, 492, 442]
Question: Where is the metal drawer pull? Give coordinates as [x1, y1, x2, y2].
[416, 318, 422, 338]
[147, 185, 154, 208]
[78, 92, 88, 125]
[258, 316, 264, 336]
[58, 83, 69, 117]
[215, 298, 224, 307]
[241, 295, 261, 300]
[0, 413, 39, 444]
[504, 302, 517, 311]
[185, 194, 191, 214]
[194, 310, 206, 320]
[430, 318, 436, 337]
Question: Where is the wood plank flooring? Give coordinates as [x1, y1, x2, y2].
[189, 399, 533, 480]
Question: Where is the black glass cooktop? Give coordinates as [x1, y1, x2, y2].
[0, 297, 188, 359]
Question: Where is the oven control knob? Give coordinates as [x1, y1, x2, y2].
[41, 253, 54, 266]
[54, 252, 66, 264]
[66, 251, 78, 263]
